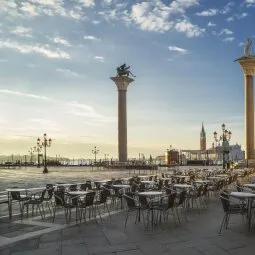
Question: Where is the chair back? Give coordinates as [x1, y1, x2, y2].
[138, 195, 149, 208]
[54, 190, 66, 206]
[11, 191, 21, 200]
[69, 184, 77, 191]
[84, 192, 96, 206]
[80, 183, 88, 191]
[177, 191, 186, 206]
[167, 193, 177, 209]
[219, 191, 230, 212]
[99, 190, 108, 204]
[124, 193, 136, 209]
[201, 184, 208, 196]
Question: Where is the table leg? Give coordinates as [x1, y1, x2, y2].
[8, 192, 12, 219]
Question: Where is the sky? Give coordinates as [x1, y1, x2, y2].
[0, 0, 254, 159]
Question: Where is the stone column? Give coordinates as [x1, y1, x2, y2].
[110, 76, 134, 162]
[237, 57, 255, 160]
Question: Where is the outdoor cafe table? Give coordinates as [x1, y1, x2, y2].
[112, 185, 130, 189]
[140, 181, 155, 185]
[193, 180, 212, 184]
[230, 192, 255, 231]
[243, 184, 255, 189]
[5, 187, 45, 219]
[174, 184, 193, 189]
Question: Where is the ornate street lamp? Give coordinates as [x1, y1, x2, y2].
[92, 146, 99, 164]
[37, 133, 52, 173]
[28, 147, 34, 164]
[104, 154, 109, 161]
[34, 143, 42, 168]
[213, 123, 232, 169]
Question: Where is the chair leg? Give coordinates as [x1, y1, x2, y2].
[125, 210, 130, 228]
[219, 214, 227, 234]
[105, 203, 111, 218]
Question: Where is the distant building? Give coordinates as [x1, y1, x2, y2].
[200, 122, 206, 151]
[165, 149, 179, 165]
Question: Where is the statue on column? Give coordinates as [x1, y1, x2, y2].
[116, 63, 136, 77]
[244, 39, 253, 56]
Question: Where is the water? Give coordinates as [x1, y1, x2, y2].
[0, 166, 136, 191]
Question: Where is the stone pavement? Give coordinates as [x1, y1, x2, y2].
[0, 198, 255, 255]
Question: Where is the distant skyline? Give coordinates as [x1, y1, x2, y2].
[0, 0, 254, 158]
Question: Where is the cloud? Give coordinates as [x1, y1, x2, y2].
[51, 37, 71, 47]
[169, 0, 199, 14]
[56, 68, 79, 76]
[2, 0, 85, 20]
[223, 37, 235, 42]
[10, 26, 32, 37]
[175, 19, 205, 38]
[208, 21, 216, 27]
[221, 2, 234, 14]
[65, 101, 116, 123]
[0, 89, 52, 101]
[94, 56, 104, 62]
[245, 0, 255, 7]
[74, 0, 95, 8]
[219, 28, 233, 36]
[226, 12, 248, 22]
[196, 9, 218, 17]
[84, 35, 101, 41]
[0, 39, 71, 59]
[168, 46, 188, 54]
[129, 1, 173, 33]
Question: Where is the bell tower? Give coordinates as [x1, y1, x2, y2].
[200, 122, 206, 151]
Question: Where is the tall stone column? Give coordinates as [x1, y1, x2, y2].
[236, 57, 255, 160]
[110, 76, 134, 162]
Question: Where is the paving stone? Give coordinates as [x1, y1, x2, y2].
[0, 248, 11, 255]
[116, 250, 142, 255]
[9, 238, 39, 252]
[230, 246, 255, 255]
[195, 244, 231, 255]
[11, 247, 61, 255]
[86, 244, 114, 255]
[39, 231, 62, 243]
[61, 243, 88, 255]
[112, 243, 138, 252]
[61, 238, 85, 246]
[38, 241, 61, 249]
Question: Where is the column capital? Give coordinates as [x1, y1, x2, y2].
[110, 76, 134, 91]
[236, 56, 255, 76]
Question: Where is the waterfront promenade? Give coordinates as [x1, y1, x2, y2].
[0, 197, 255, 255]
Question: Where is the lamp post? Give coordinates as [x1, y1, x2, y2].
[92, 146, 99, 164]
[28, 147, 34, 164]
[213, 123, 232, 169]
[104, 154, 109, 161]
[34, 144, 42, 168]
[37, 133, 52, 174]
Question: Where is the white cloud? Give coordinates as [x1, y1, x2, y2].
[208, 21, 216, 27]
[223, 37, 235, 42]
[175, 19, 205, 38]
[227, 12, 248, 22]
[0, 40, 71, 59]
[56, 68, 79, 76]
[94, 56, 104, 62]
[84, 35, 101, 41]
[52, 36, 72, 47]
[2, 0, 84, 20]
[74, 0, 95, 7]
[219, 28, 233, 36]
[10, 26, 32, 37]
[226, 16, 234, 22]
[245, 0, 255, 7]
[168, 46, 188, 54]
[0, 89, 52, 101]
[129, 2, 173, 33]
[65, 101, 115, 123]
[169, 0, 199, 14]
[221, 2, 234, 14]
[196, 9, 218, 17]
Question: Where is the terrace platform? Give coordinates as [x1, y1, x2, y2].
[0, 198, 255, 255]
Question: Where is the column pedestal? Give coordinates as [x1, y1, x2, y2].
[110, 76, 134, 163]
[236, 56, 255, 165]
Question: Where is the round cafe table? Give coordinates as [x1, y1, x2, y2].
[138, 191, 162, 196]
[230, 192, 255, 231]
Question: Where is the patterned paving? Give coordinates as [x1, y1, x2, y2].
[0, 197, 255, 255]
